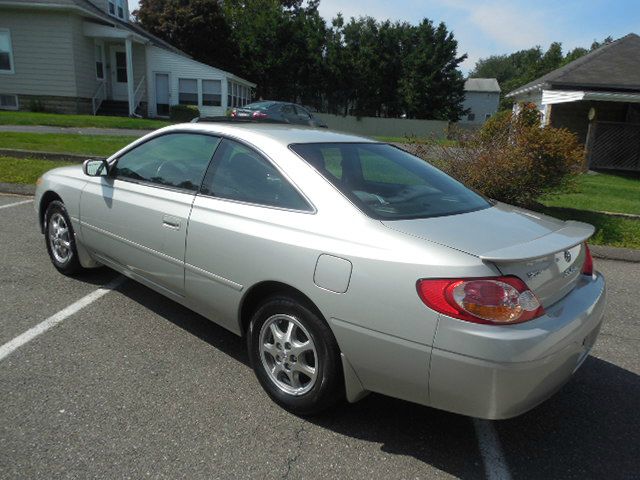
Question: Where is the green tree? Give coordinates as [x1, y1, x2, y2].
[136, 0, 468, 120]
[134, 0, 238, 72]
[399, 20, 467, 120]
[223, 0, 325, 101]
[324, 14, 352, 115]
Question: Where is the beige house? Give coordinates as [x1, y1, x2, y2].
[0, 0, 255, 117]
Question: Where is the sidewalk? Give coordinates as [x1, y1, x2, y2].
[0, 125, 151, 137]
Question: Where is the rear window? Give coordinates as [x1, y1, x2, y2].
[243, 101, 276, 111]
[290, 143, 491, 220]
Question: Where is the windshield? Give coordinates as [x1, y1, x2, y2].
[243, 101, 276, 111]
[290, 143, 491, 220]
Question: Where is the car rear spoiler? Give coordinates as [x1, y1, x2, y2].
[478, 221, 595, 262]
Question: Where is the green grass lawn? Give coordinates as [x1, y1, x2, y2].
[0, 132, 137, 156]
[534, 172, 640, 249]
[538, 206, 640, 250]
[0, 156, 76, 184]
[540, 172, 640, 215]
[0, 111, 171, 130]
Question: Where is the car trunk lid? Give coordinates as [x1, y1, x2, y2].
[382, 203, 594, 306]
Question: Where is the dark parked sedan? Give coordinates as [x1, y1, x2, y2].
[230, 101, 327, 127]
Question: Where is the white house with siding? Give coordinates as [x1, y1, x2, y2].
[0, 0, 255, 118]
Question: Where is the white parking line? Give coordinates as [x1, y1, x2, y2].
[0, 276, 124, 361]
[0, 199, 32, 210]
[473, 418, 512, 480]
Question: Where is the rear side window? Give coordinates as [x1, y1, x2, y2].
[243, 101, 275, 111]
[113, 133, 220, 191]
[295, 106, 311, 119]
[290, 143, 491, 220]
[201, 139, 311, 211]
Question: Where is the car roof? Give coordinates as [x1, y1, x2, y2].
[163, 122, 377, 146]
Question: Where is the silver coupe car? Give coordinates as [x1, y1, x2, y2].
[35, 123, 606, 419]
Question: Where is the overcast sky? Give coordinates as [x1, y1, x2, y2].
[127, 0, 639, 72]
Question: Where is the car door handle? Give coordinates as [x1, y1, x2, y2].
[162, 215, 181, 230]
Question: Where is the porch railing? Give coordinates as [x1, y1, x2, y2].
[132, 75, 145, 116]
[587, 121, 640, 172]
[91, 81, 106, 115]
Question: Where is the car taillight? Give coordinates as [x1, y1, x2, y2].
[582, 243, 593, 276]
[417, 276, 544, 325]
[252, 111, 268, 119]
[230, 109, 237, 117]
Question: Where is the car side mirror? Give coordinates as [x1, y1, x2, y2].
[82, 158, 109, 177]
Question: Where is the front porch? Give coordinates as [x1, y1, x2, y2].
[541, 90, 640, 172]
[84, 22, 147, 117]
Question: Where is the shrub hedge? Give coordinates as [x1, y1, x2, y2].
[430, 103, 585, 208]
[169, 105, 200, 122]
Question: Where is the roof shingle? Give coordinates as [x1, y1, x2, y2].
[508, 33, 640, 97]
[465, 78, 501, 93]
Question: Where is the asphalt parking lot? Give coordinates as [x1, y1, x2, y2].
[1, 193, 638, 479]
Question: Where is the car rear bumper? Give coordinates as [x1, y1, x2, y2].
[428, 272, 606, 419]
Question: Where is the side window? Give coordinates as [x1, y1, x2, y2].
[113, 133, 220, 191]
[295, 106, 311, 119]
[281, 104, 295, 115]
[178, 79, 198, 106]
[201, 139, 311, 211]
[295, 145, 343, 180]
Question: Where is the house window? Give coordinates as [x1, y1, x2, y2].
[95, 44, 104, 80]
[202, 80, 221, 106]
[485, 113, 491, 121]
[227, 80, 232, 108]
[178, 79, 198, 105]
[241, 86, 247, 106]
[116, 0, 125, 19]
[108, 0, 115, 15]
[0, 29, 15, 73]
[0, 94, 18, 110]
[467, 113, 475, 121]
[115, 51, 127, 83]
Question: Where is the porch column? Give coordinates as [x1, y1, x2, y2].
[125, 37, 135, 116]
[222, 79, 229, 111]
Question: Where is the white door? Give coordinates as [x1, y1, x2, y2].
[110, 46, 128, 101]
[155, 73, 170, 117]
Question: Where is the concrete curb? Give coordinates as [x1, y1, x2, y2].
[590, 244, 640, 263]
[0, 148, 104, 163]
[593, 210, 640, 220]
[0, 125, 151, 137]
[0, 182, 35, 196]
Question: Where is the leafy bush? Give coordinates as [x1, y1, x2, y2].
[28, 98, 47, 113]
[169, 105, 200, 122]
[430, 103, 585, 208]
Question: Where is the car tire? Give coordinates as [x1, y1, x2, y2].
[44, 200, 83, 275]
[247, 295, 344, 415]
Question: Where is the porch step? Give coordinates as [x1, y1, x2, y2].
[96, 100, 130, 117]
